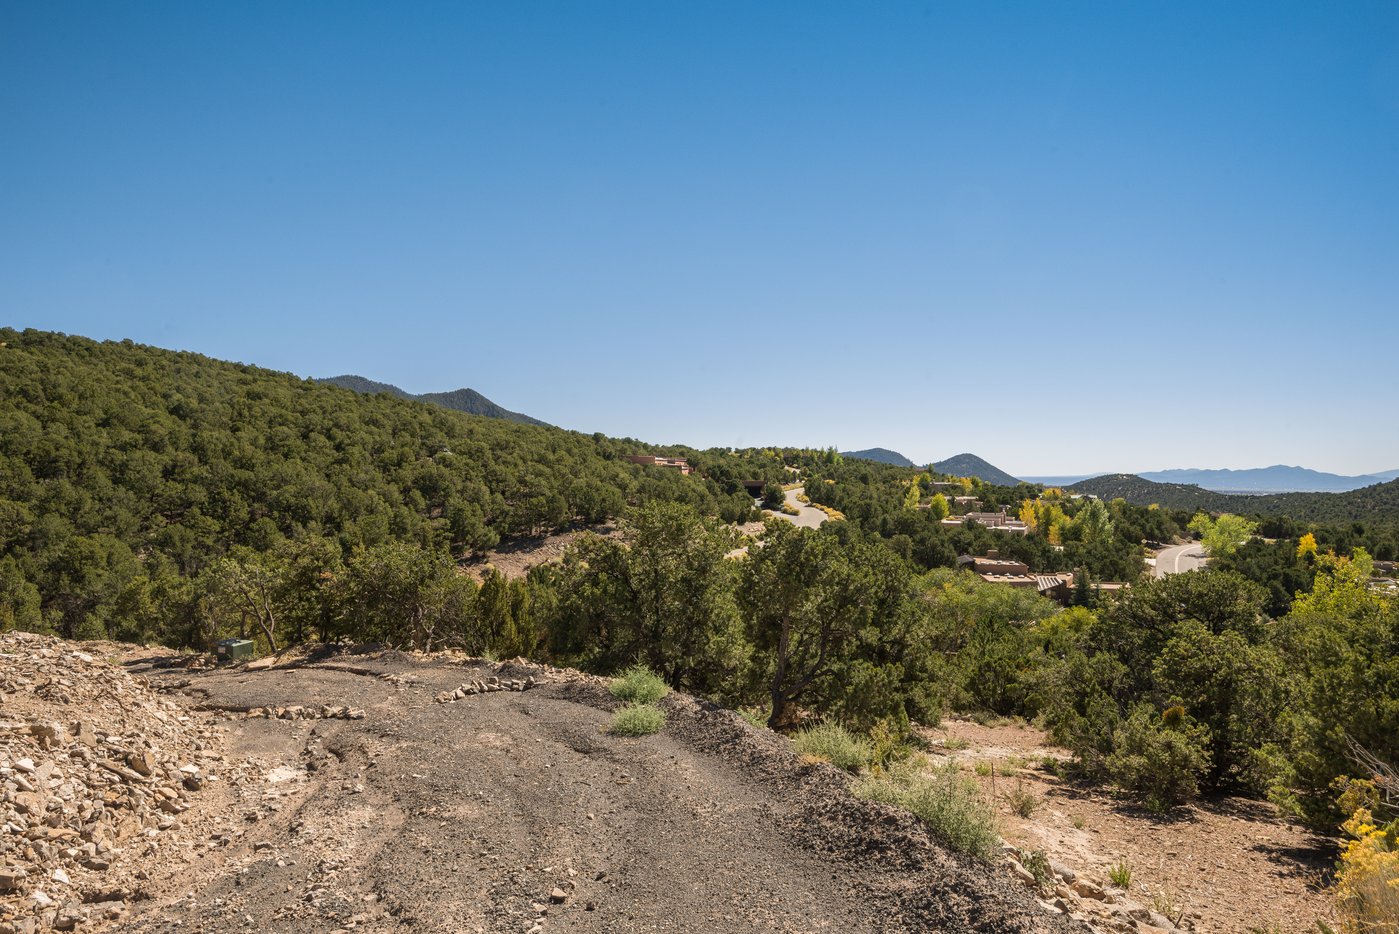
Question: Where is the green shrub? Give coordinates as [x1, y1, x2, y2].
[609, 665, 670, 705]
[1105, 706, 1209, 811]
[737, 707, 769, 730]
[1108, 859, 1132, 889]
[793, 722, 873, 772]
[867, 716, 913, 770]
[609, 703, 666, 736]
[1006, 778, 1038, 817]
[1016, 847, 1053, 891]
[855, 759, 1000, 859]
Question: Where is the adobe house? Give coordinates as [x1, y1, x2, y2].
[623, 454, 694, 475]
[957, 550, 1030, 577]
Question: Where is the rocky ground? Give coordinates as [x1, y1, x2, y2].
[2, 636, 1088, 934]
[920, 717, 1335, 934]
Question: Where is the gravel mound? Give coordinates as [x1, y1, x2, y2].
[0, 634, 229, 932]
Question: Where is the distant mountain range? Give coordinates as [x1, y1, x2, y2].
[1138, 465, 1399, 493]
[932, 453, 1022, 487]
[1020, 475, 1098, 487]
[1020, 465, 1399, 494]
[780, 442, 1399, 499]
[1068, 473, 1399, 523]
[318, 375, 548, 427]
[840, 448, 917, 468]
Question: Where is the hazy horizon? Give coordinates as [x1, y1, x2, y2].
[5, 3, 1397, 475]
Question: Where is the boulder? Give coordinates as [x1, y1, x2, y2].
[1072, 878, 1108, 901]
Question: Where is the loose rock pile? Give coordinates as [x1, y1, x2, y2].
[0, 633, 229, 933]
[435, 674, 543, 703]
[242, 705, 365, 722]
[1004, 847, 1191, 933]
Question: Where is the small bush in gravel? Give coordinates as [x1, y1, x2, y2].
[609, 665, 669, 705]
[1006, 778, 1037, 817]
[792, 722, 872, 772]
[855, 759, 1000, 860]
[609, 703, 666, 736]
[1108, 859, 1132, 889]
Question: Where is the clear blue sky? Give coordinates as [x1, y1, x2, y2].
[4, 2, 1397, 475]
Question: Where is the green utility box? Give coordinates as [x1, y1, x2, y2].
[214, 638, 255, 664]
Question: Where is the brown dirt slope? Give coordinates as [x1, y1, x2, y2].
[922, 717, 1333, 934]
[460, 525, 619, 582]
[96, 648, 1082, 934]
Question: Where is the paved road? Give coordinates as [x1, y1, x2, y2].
[764, 486, 827, 529]
[1153, 542, 1207, 578]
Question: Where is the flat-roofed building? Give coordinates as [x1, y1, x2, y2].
[940, 508, 1029, 535]
[957, 551, 1030, 576]
[624, 455, 694, 475]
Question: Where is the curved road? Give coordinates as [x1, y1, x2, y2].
[1153, 542, 1207, 578]
[763, 486, 827, 529]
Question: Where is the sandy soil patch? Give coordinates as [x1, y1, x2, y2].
[461, 525, 619, 582]
[919, 717, 1335, 933]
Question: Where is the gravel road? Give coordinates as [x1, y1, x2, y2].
[764, 486, 828, 529]
[123, 652, 1081, 933]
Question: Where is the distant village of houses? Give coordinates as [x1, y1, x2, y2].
[623, 455, 1128, 601]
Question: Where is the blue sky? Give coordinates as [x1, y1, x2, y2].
[4, 2, 1397, 475]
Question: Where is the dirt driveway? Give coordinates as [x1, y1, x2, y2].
[122, 652, 1077, 934]
[764, 487, 827, 529]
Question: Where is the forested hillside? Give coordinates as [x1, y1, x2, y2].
[318, 374, 549, 427]
[0, 329, 782, 640]
[839, 447, 916, 467]
[932, 453, 1021, 486]
[1071, 473, 1399, 522]
[1070, 474, 1239, 511]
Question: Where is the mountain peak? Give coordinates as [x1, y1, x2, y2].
[932, 453, 1021, 486]
[840, 448, 917, 468]
[318, 376, 548, 427]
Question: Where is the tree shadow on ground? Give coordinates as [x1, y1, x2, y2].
[1041, 774, 1336, 887]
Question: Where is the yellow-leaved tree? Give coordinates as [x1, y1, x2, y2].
[1017, 500, 1038, 532]
[1298, 532, 1319, 559]
[927, 492, 949, 521]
